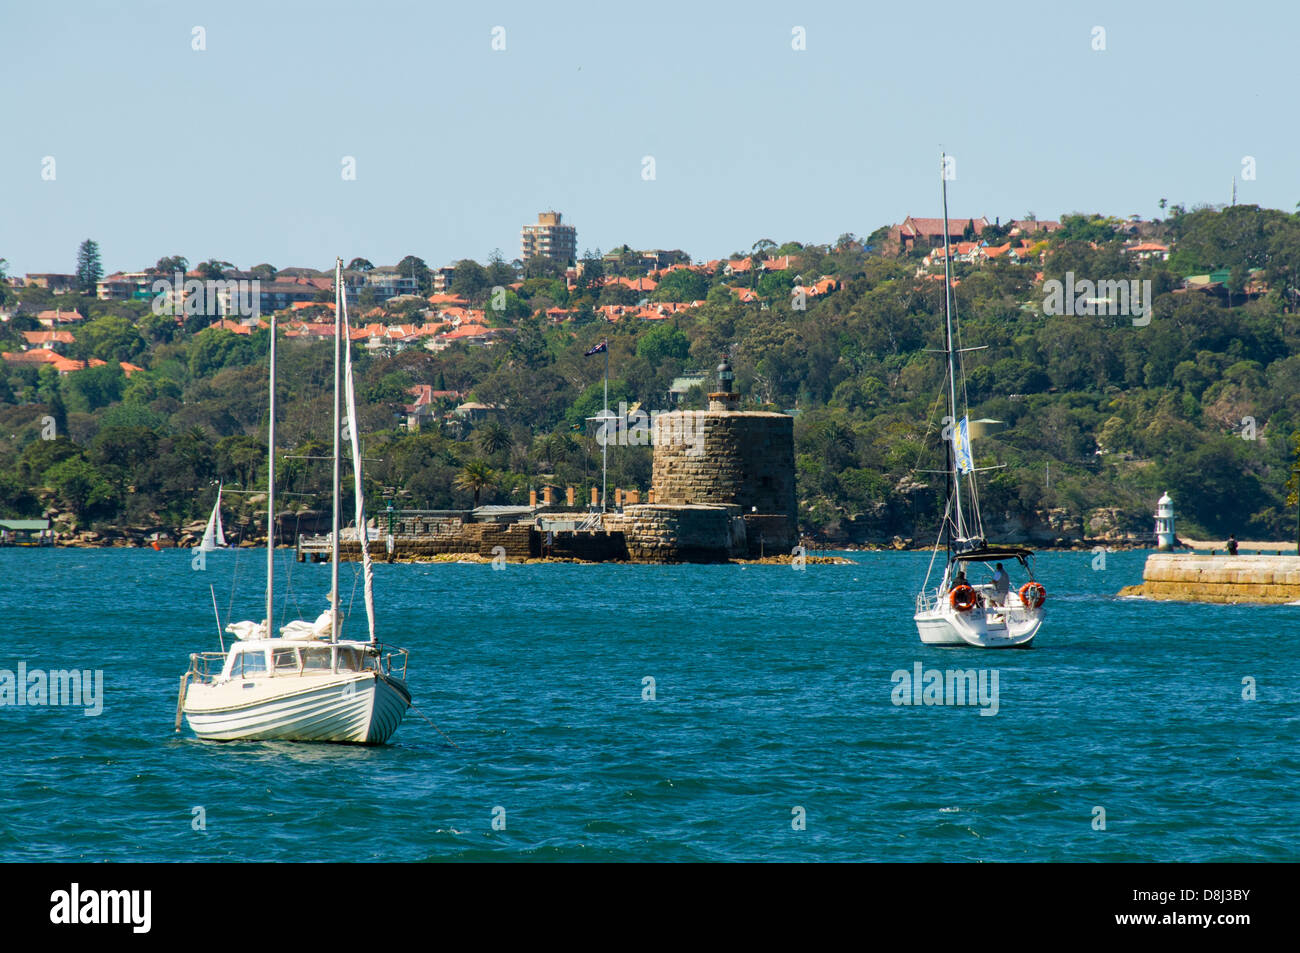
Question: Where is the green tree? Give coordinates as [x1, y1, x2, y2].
[79, 315, 144, 362]
[651, 269, 708, 302]
[454, 459, 496, 506]
[475, 421, 511, 458]
[485, 249, 515, 290]
[75, 239, 103, 294]
[636, 323, 690, 366]
[396, 255, 432, 295]
[451, 259, 488, 300]
[46, 456, 117, 521]
[63, 364, 126, 413]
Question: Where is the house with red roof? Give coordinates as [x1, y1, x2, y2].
[21, 330, 75, 350]
[887, 216, 991, 254]
[427, 293, 471, 309]
[1007, 220, 1061, 237]
[401, 384, 465, 429]
[607, 276, 658, 293]
[36, 308, 86, 328]
[1, 350, 108, 375]
[1123, 242, 1170, 261]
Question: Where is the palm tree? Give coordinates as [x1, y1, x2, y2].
[475, 420, 510, 457]
[454, 459, 496, 507]
[533, 431, 576, 471]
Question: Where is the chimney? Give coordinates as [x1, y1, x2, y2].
[529, 489, 537, 507]
[627, 489, 640, 504]
[591, 487, 599, 507]
[566, 486, 575, 507]
[542, 486, 554, 505]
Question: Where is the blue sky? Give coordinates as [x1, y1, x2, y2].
[3, 0, 1295, 275]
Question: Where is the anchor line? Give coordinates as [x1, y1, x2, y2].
[407, 702, 460, 749]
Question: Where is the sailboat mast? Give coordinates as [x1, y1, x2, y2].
[331, 259, 342, 643]
[940, 154, 967, 544]
[265, 309, 276, 634]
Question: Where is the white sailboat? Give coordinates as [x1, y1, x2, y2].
[198, 483, 228, 551]
[913, 156, 1046, 649]
[178, 258, 412, 743]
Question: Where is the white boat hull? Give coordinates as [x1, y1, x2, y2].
[915, 604, 1041, 648]
[184, 671, 410, 744]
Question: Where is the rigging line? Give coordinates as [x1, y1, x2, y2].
[910, 382, 949, 477]
[282, 514, 307, 624]
[949, 285, 986, 537]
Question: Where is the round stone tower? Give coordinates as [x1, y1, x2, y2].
[648, 357, 798, 554]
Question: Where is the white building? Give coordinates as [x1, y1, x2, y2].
[1155, 492, 1175, 550]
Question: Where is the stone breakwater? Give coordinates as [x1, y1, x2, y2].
[1118, 554, 1300, 604]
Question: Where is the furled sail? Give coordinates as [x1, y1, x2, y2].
[339, 286, 376, 643]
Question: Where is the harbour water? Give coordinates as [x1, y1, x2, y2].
[0, 548, 1295, 862]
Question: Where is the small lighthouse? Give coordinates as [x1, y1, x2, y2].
[1155, 492, 1176, 550]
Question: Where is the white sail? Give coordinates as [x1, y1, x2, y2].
[200, 484, 226, 551]
[339, 276, 376, 643]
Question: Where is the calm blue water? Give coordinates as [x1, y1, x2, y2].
[0, 548, 1295, 862]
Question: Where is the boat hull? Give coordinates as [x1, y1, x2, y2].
[915, 606, 1041, 648]
[183, 671, 410, 744]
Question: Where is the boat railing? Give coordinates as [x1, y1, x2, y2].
[186, 645, 408, 682]
[917, 583, 1036, 617]
[916, 583, 952, 614]
[185, 651, 228, 684]
[370, 644, 409, 681]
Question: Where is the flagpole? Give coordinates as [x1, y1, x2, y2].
[602, 342, 608, 512]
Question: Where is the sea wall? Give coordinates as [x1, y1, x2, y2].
[605, 503, 744, 562]
[1120, 554, 1300, 604]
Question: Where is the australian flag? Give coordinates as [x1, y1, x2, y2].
[584, 340, 608, 356]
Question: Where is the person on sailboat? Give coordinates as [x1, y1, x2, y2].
[991, 563, 1010, 605]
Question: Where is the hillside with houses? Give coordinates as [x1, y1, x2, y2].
[1, 201, 1299, 548]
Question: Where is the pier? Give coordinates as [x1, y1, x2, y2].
[1120, 553, 1300, 604]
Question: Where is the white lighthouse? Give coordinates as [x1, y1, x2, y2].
[1155, 492, 1176, 550]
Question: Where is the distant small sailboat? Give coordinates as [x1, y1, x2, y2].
[199, 483, 228, 551]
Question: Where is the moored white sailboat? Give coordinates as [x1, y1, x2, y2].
[178, 259, 412, 743]
[913, 156, 1045, 649]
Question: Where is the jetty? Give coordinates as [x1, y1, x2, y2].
[1119, 553, 1300, 604]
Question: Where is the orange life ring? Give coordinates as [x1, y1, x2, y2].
[950, 584, 977, 612]
[1019, 582, 1046, 608]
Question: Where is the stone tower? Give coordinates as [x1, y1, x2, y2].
[649, 357, 798, 554]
